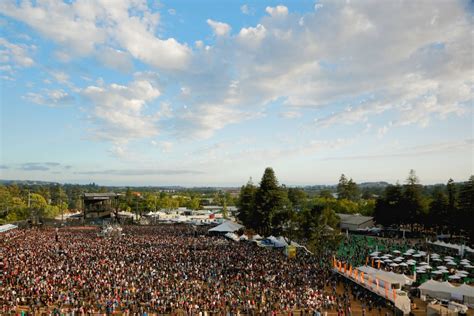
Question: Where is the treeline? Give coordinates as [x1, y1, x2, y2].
[237, 168, 474, 247]
[237, 169, 377, 236]
[374, 171, 474, 240]
[237, 167, 349, 253]
[0, 183, 236, 223]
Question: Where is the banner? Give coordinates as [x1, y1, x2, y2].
[377, 260, 381, 269]
[366, 257, 369, 266]
[371, 258, 374, 268]
[348, 265, 352, 277]
[286, 245, 296, 259]
[376, 278, 379, 290]
[361, 272, 365, 284]
[393, 288, 397, 300]
[385, 283, 389, 298]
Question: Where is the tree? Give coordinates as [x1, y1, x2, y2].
[296, 204, 340, 254]
[429, 188, 448, 231]
[254, 168, 291, 235]
[237, 179, 257, 227]
[337, 174, 360, 201]
[402, 170, 426, 230]
[319, 189, 333, 199]
[446, 178, 457, 214]
[458, 176, 474, 240]
[287, 187, 307, 211]
[337, 174, 349, 199]
[374, 184, 403, 227]
[29, 193, 48, 221]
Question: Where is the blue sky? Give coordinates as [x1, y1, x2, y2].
[0, 0, 472, 186]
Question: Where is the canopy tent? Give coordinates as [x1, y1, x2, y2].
[239, 234, 249, 241]
[0, 224, 18, 233]
[429, 240, 474, 255]
[251, 234, 263, 241]
[357, 265, 414, 286]
[224, 232, 240, 242]
[419, 280, 474, 306]
[209, 220, 244, 233]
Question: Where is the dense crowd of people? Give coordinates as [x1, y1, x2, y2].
[2, 225, 344, 315]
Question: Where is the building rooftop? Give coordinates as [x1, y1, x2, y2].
[336, 213, 373, 225]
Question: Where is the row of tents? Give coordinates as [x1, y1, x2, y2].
[419, 279, 474, 307]
[208, 220, 312, 253]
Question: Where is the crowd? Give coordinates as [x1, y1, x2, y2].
[330, 274, 395, 316]
[3, 225, 343, 315]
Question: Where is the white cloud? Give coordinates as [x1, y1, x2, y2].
[50, 71, 69, 85]
[237, 24, 267, 47]
[206, 19, 231, 36]
[3, 0, 472, 149]
[280, 111, 302, 119]
[0, 37, 34, 68]
[187, 0, 471, 138]
[265, 5, 289, 17]
[0, 0, 190, 69]
[195, 40, 204, 49]
[240, 4, 255, 15]
[81, 78, 163, 143]
[377, 125, 389, 139]
[151, 140, 173, 153]
[24, 89, 72, 107]
[96, 47, 133, 73]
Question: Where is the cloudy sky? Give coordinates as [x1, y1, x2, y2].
[0, 0, 472, 186]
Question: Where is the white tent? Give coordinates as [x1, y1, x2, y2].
[266, 236, 287, 248]
[0, 224, 18, 233]
[419, 280, 474, 306]
[224, 232, 240, 242]
[429, 240, 474, 254]
[208, 220, 244, 233]
[357, 265, 414, 286]
[251, 234, 263, 241]
[239, 234, 249, 241]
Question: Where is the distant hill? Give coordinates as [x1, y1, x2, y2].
[0, 179, 59, 186]
[359, 181, 390, 188]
